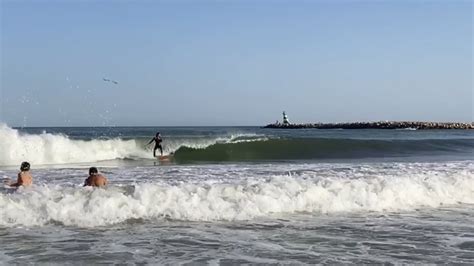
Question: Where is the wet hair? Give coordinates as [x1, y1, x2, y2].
[89, 167, 98, 175]
[20, 161, 30, 171]
[156, 132, 160, 136]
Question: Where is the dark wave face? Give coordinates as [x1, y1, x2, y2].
[173, 138, 474, 162]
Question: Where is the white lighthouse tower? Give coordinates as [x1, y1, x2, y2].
[282, 111, 290, 125]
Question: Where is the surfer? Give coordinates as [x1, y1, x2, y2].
[84, 167, 108, 187]
[4, 162, 33, 187]
[147, 132, 163, 157]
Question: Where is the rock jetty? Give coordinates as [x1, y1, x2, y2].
[264, 121, 474, 130]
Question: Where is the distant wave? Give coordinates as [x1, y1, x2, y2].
[1, 167, 472, 227]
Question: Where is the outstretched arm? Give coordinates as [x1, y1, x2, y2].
[147, 138, 155, 145]
[3, 178, 12, 186]
[8, 174, 23, 187]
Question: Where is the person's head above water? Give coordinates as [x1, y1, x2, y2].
[20, 161, 30, 171]
[89, 167, 98, 175]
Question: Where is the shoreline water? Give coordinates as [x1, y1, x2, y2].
[264, 121, 474, 130]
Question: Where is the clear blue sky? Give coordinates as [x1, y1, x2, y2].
[1, 0, 472, 126]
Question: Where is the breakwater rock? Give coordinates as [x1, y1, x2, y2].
[264, 121, 474, 130]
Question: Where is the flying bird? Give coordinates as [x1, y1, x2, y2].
[103, 78, 118, 84]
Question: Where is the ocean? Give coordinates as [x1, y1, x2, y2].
[1, 124, 473, 263]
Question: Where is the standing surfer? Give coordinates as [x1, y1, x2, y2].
[147, 132, 163, 157]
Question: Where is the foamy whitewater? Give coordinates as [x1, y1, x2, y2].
[1, 162, 473, 227]
[1, 125, 473, 263]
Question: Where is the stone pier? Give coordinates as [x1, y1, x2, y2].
[264, 121, 474, 130]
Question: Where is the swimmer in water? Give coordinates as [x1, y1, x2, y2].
[4, 161, 33, 187]
[83, 167, 108, 187]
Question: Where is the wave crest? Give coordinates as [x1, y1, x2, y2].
[0, 124, 149, 166]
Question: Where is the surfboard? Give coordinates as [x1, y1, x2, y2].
[157, 153, 174, 162]
[158, 155, 171, 161]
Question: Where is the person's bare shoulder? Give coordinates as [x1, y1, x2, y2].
[18, 171, 33, 186]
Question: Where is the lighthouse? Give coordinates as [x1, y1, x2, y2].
[282, 111, 290, 125]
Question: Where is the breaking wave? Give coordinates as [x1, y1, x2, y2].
[0, 124, 265, 166]
[1, 167, 472, 227]
[0, 124, 149, 166]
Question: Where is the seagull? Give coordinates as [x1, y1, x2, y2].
[103, 78, 118, 84]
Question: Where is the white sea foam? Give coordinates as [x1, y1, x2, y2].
[1, 168, 472, 227]
[0, 124, 150, 166]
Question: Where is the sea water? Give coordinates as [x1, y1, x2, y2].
[1, 124, 473, 263]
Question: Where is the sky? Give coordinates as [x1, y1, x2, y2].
[1, 0, 472, 126]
